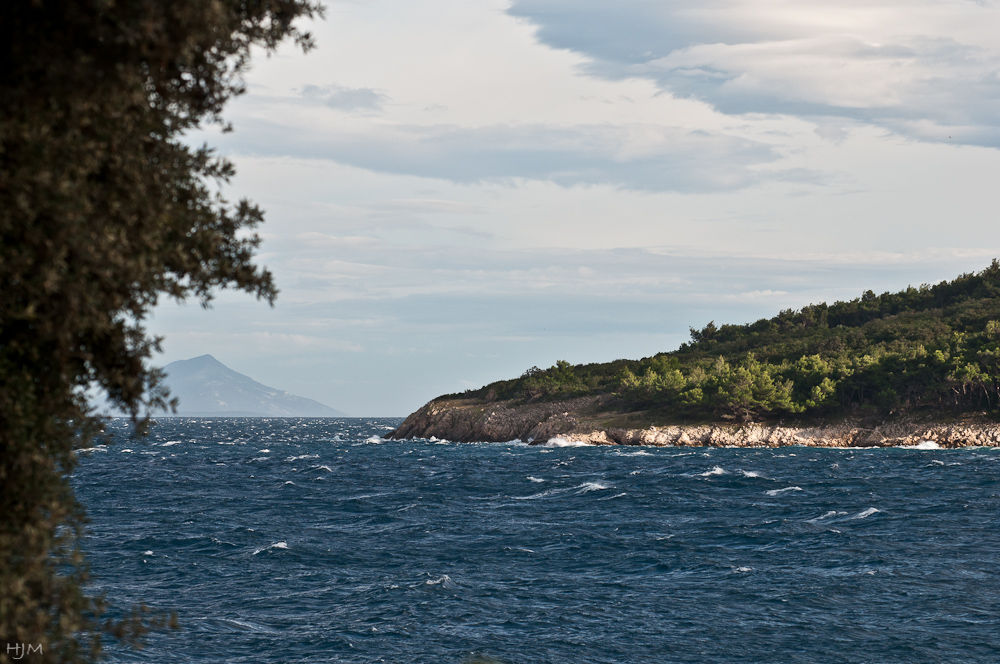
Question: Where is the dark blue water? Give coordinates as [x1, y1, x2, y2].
[75, 418, 1000, 663]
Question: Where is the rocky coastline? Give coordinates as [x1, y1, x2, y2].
[388, 396, 1000, 448]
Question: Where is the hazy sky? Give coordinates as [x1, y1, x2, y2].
[152, 0, 1000, 416]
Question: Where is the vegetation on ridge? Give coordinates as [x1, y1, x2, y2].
[451, 261, 1000, 423]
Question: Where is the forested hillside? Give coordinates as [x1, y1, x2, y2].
[452, 261, 1000, 423]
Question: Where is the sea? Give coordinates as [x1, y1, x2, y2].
[73, 417, 1000, 663]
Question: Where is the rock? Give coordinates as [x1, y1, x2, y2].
[388, 395, 1000, 448]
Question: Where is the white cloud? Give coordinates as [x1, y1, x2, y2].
[301, 84, 389, 113]
[217, 119, 779, 192]
[508, 0, 1000, 147]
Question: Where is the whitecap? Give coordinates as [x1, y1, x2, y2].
[527, 476, 545, 483]
[733, 566, 753, 573]
[252, 541, 289, 555]
[851, 507, 880, 519]
[258, 449, 270, 453]
[903, 440, 940, 449]
[931, 459, 946, 465]
[120, 449, 133, 453]
[599, 492, 628, 500]
[620, 450, 653, 456]
[807, 510, 840, 523]
[365, 436, 384, 444]
[765, 486, 803, 496]
[740, 470, 764, 478]
[424, 575, 451, 587]
[577, 481, 612, 493]
[282, 481, 295, 486]
[142, 550, 153, 556]
[316, 465, 333, 472]
[161, 440, 183, 447]
[700, 466, 727, 477]
[543, 437, 592, 447]
[286, 454, 319, 461]
[513, 487, 570, 500]
[76, 446, 109, 453]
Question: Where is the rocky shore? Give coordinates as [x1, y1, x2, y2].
[388, 396, 1000, 448]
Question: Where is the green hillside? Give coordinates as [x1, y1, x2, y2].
[452, 261, 1000, 423]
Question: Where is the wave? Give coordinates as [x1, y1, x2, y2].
[424, 575, 452, 588]
[902, 440, 940, 449]
[527, 476, 545, 483]
[220, 618, 280, 634]
[578, 482, 612, 493]
[700, 466, 727, 476]
[807, 510, 846, 523]
[252, 541, 288, 555]
[513, 481, 611, 500]
[542, 437, 592, 447]
[513, 487, 569, 500]
[851, 507, 880, 519]
[161, 440, 183, 447]
[740, 470, 764, 478]
[765, 486, 802, 496]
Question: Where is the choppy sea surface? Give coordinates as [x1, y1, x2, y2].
[74, 417, 1000, 663]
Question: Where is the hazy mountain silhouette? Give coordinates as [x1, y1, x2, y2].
[159, 354, 347, 417]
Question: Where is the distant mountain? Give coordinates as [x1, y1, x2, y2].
[159, 354, 347, 417]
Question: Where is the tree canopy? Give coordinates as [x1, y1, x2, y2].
[455, 261, 1000, 424]
[1, 1, 319, 660]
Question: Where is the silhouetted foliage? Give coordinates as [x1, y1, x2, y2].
[1, 1, 319, 660]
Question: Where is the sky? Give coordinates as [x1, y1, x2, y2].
[151, 0, 1000, 416]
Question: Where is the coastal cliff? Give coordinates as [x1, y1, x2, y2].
[390, 263, 1000, 447]
[387, 395, 1000, 448]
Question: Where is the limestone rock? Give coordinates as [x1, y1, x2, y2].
[389, 395, 1000, 448]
